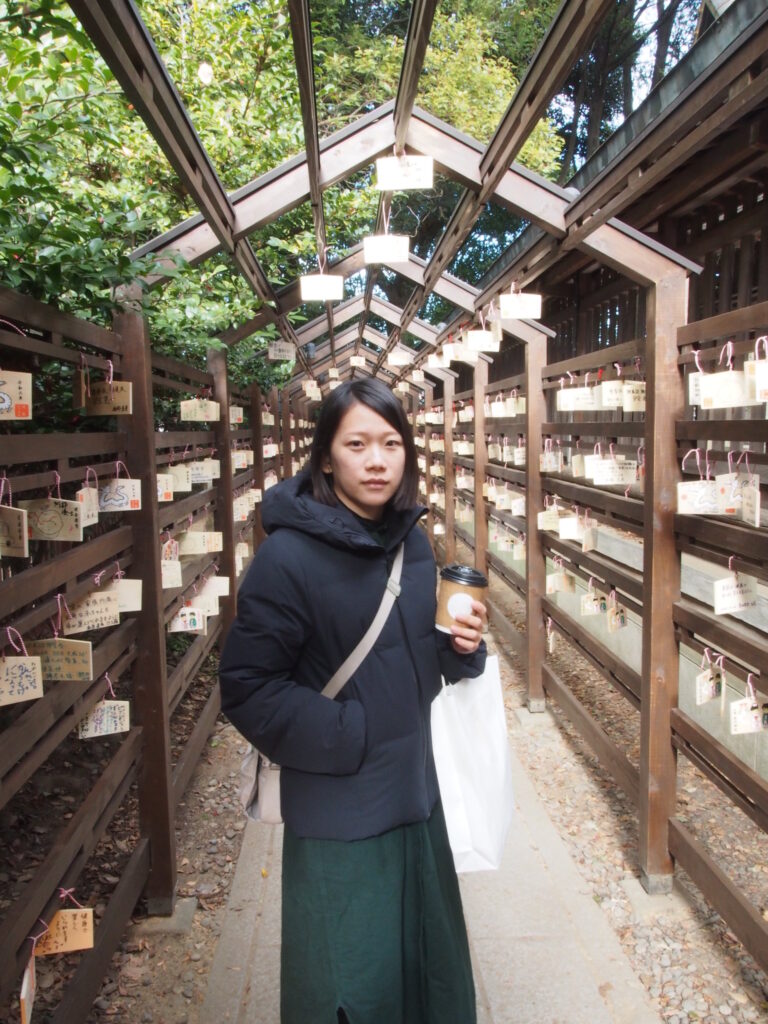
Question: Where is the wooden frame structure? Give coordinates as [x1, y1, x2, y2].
[0, 283, 272, 1019]
[1, 1, 767, 1019]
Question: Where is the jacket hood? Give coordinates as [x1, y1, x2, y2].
[261, 469, 426, 552]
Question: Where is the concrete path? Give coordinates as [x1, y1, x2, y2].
[200, 732, 663, 1024]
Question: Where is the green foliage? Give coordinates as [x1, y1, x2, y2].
[0, 1, 179, 320]
[416, 12, 562, 175]
[135, 0, 304, 191]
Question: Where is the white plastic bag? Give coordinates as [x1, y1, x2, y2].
[431, 655, 514, 872]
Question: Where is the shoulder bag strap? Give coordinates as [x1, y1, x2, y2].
[320, 542, 405, 700]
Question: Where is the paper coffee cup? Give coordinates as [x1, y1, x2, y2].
[436, 564, 488, 633]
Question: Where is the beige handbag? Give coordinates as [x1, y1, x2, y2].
[238, 543, 404, 823]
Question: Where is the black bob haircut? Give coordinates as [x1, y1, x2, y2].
[309, 377, 419, 510]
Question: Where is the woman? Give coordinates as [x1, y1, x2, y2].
[219, 377, 487, 1024]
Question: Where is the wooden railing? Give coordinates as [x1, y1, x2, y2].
[414, 298, 768, 976]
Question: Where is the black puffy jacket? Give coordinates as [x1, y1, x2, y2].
[219, 471, 486, 841]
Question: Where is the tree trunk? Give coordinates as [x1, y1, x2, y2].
[622, 57, 634, 116]
[652, 0, 675, 88]
[558, 61, 586, 184]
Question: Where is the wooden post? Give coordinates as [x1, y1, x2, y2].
[473, 359, 489, 578]
[639, 271, 688, 893]
[298, 399, 309, 469]
[424, 383, 434, 547]
[525, 333, 547, 713]
[114, 302, 176, 914]
[443, 376, 456, 564]
[281, 390, 293, 479]
[250, 383, 266, 546]
[269, 386, 280, 480]
[208, 348, 238, 636]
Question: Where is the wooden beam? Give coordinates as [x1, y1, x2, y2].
[473, 359, 489, 577]
[393, 0, 439, 152]
[296, 296, 367, 346]
[115, 304, 176, 913]
[568, 66, 768, 250]
[281, 390, 293, 480]
[443, 375, 456, 564]
[626, 117, 768, 230]
[564, 14, 768, 236]
[407, 109, 567, 237]
[70, 0, 313, 368]
[525, 329, 547, 712]
[208, 347, 238, 637]
[669, 819, 768, 977]
[639, 270, 688, 893]
[134, 104, 396, 272]
[543, 665, 640, 805]
[250, 384, 267, 546]
[70, 1, 234, 252]
[369, 297, 438, 345]
[288, 0, 335, 352]
[478, 0, 614, 203]
[672, 709, 768, 834]
[423, 382, 435, 547]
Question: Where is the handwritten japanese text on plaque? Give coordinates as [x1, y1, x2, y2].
[78, 700, 130, 739]
[0, 656, 44, 706]
[27, 639, 93, 681]
[62, 591, 120, 635]
[34, 909, 94, 956]
[84, 380, 133, 416]
[0, 504, 29, 558]
[20, 498, 83, 542]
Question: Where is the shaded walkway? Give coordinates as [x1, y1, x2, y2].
[200, 687, 664, 1024]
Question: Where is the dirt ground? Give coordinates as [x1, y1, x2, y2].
[81, 718, 248, 1024]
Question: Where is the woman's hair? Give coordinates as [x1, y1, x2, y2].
[309, 377, 419, 510]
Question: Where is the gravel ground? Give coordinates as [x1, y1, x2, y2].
[81, 719, 248, 1024]
[483, 547, 768, 1024]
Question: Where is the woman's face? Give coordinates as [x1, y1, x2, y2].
[322, 401, 406, 520]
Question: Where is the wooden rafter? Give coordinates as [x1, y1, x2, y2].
[393, 0, 439, 153]
[354, 0, 438, 368]
[288, 0, 335, 363]
[133, 103, 397, 281]
[409, 0, 615, 318]
[479, 0, 615, 203]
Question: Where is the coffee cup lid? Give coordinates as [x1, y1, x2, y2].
[440, 563, 488, 587]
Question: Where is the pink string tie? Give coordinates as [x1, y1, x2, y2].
[58, 887, 85, 909]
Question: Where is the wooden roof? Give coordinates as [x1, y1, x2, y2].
[65, 0, 765, 395]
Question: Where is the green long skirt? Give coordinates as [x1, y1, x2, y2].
[281, 802, 476, 1024]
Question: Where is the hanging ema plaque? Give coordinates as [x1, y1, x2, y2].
[0, 370, 32, 419]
